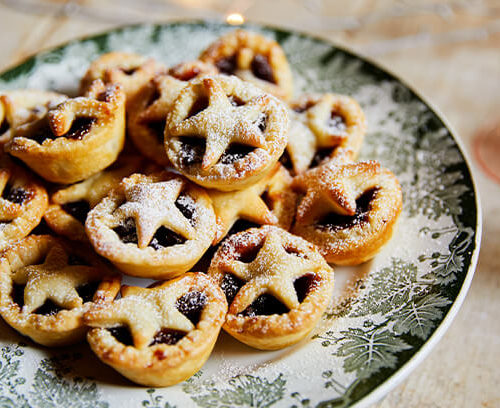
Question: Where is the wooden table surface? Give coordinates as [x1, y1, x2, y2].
[1, 1, 499, 406]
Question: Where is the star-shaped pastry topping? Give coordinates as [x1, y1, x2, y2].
[85, 284, 195, 349]
[170, 77, 268, 170]
[221, 230, 320, 311]
[208, 166, 279, 244]
[292, 160, 380, 225]
[115, 178, 196, 248]
[12, 243, 101, 314]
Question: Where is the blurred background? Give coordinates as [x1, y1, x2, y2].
[0, 1, 499, 406]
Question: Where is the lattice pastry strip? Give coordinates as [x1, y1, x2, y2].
[84, 272, 227, 387]
[209, 226, 334, 350]
[292, 159, 403, 265]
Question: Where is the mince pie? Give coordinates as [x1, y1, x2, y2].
[0, 155, 48, 251]
[128, 61, 217, 165]
[292, 160, 403, 265]
[5, 80, 126, 183]
[84, 272, 227, 386]
[166, 75, 288, 191]
[80, 52, 166, 105]
[283, 93, 366, 174]
[0, 90, 67, 147]
[200, 29, 293, 100]
[0, 235, 121, 346]
[44, 154, 144, 242]
[208, 163, 296, 244]
[208, 226, 334, 350]
[85, 171, 216, 279]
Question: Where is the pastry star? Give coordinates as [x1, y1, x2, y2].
[12, 243, 101, 314]
[138, 75, 185, 124]
[171, 77, 268, 170]
[86, 285, 195, 349]
[116, 179, 196, 249]
[224, 230, 320, 311]
[208, 167, 278, 244]
[292, 160, 380, 225]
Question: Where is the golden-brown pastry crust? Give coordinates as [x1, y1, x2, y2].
[166, 75, 288, 191]
[0, 235, 121, 346]
[44, 154, 144, 242]
[127, 61, 217, 166]
[0, 90, 67, 147]
[292, 160, 403, 265]
[208, 163, 297, 244]
[6, 80, 126, 184]
[85, 171, 216, 279]
[80, 52, 166, 104]
[0, 155, 48, 251]
[84, 272, 227, 387]
[285, 93, 367, 174]
[200, 29, 293, 100]
[208, 226, 334, 350]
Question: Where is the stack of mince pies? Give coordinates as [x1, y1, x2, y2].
[0, 29, 402, 387]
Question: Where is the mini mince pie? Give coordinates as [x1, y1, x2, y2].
[200, 29, 293, 101]
[0, 90, 67, 147]
[283, 93, 367, 175]
[85, 171, 216, 279]
[208, 163, 297, 244]
[127, 61, 217, 165]
[165, 75, 288, 191]
[208, 226, 334, 350]
[84, 272, 227, 387]
[5, 80, 126, 184]
[0, 235, 121, 346]
[0, 155, 48, 251]
[80, 52, 167, 106]
[292, 160, 403, 265]
[44, 154, 144, 242]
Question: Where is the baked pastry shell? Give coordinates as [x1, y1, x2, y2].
[85, 273, 227, 387]
[85, 172, 216, 279]
[0, 235, 121, 347]
[293, 167, 403, 265]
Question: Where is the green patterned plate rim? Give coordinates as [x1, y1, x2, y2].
[0, 21, 481, 408]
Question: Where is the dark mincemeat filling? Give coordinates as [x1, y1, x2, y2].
[175, 194, 196, 224]
[146, 87, 161, 107]
[149, 329, 186, 346]
[76, 281, 100, 303]
[227, 219, 260, 237]
[294, 273, 318, 303]
[251, 54, 275, 84]
[279, 150, 293, 171]
[113, 217, 187, 249]
[293, 101, 316, 114]
[326, 112, 346, 134]
[63, 117, 96, 140]
[317, 188, 378, 231]
[176, 291, 207, 325]
[108, 326, 134, 346]
[2, 185, 31, 205]
[220, 143, 255, 165]
[120, 66, 139, 76]
[228, 95, 245, 107]
[310, 147, 334, 169]
[187, 96, 209, 118]
[180, 137, 205, 166]
[29, 121, 57, 144]
[221, 273, 245, 304]
[240, 293, 289, 317]
[62, 200, 91, 224]
[215, 55, 237, 75]
[172, 67, 201, 82]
